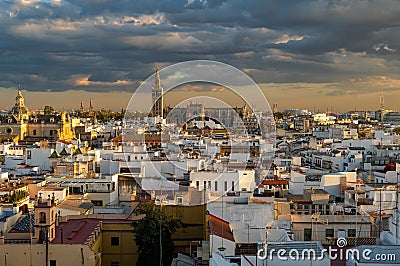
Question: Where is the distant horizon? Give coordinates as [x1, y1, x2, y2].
[0, 85, 397, 114]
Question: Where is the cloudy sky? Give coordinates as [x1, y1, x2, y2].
[1, 0, 400, 112]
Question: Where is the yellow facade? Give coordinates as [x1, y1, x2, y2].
[0, 91, 75, 142]
[100, 223, 138, 266]
[0, 204, 208, 265]
[164, 204, 209, 253]
[0, 244, 97, 266]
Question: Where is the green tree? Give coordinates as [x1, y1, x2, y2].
[273, 111, 284, 120]
[132, 202, 181, 266]
[44, 105, 55, 114]
[393, 126, 400, 135]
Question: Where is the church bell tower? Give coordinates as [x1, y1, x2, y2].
[151, 67, 164, 118]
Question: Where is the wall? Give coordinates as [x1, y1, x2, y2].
[101, 223, 138, 266]
[321, 174, 343, 197]
[25, 148, 53, 172]
[0, 244, 96, 266]
[209, 235, 235, 256]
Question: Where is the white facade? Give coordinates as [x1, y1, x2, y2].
[289, 171, 306, 195]
[45, 174, 119, 207]
[209, 235, 236, 257]
[190, 170, 255, 194]
[0, 168, 8, 181]
[360, 185, 396, 214]
[26, 148, 53, 172]
[39, 187, 67, 201]
[3, 155, 25, 171]
[0, 144, 11, 155]
[207, 197, 274, 230]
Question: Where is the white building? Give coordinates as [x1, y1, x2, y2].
[45, 175, 118, 208]
[190, 170, 255, 194]
[26, 148, 54, 172]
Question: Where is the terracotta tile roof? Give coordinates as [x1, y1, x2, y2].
[58, 140, 73, 145]
[261, 179, 289, 185]
[208, 214, 234, 242]
[52, 218, 130, 244]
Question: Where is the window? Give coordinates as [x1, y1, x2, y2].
[203, 181, 207, 190]
[312, 204, 318, 213]
[304, 228, 312, 241]
[177, 197, 183, 205]
[33, 129, 37, 136]
[326, 229, 334, 238]
[49, 130, 53, 136]
[27, 150, 31, 159]
[208, 181, 211, 190]
[348, 229, 356, 237]
[231, 181, 235, 191]
[386, 193, 393, 202]
[214, 181, 218, 191]
[39, 212, 46, 224]
[224, 181, 228, 191]
[196, 181, 199, 188]
[50, 260, 57, 266]
[111, 237, 119, 246]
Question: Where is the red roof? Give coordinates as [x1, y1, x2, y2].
[261, 179, 289, 185]
[384, 162, 396, 173]
[52, 218, 129, 244]
[57, 140, 73, 145]
[208, 214, 235, 242]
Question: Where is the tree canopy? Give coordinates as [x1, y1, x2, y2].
[132, 202, 181, 266]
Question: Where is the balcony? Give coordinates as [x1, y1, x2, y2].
[292, 230, 377, 245]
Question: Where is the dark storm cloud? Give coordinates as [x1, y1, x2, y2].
[0, 0, 400, 92]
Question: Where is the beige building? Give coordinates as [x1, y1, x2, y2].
[0, 207, 139, 266]
[0, 90, 75, 143]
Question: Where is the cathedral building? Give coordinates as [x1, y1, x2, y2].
[165, 102, 252, 129]
[150, 67, 164, 118]
[0, 90, 75, 143]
